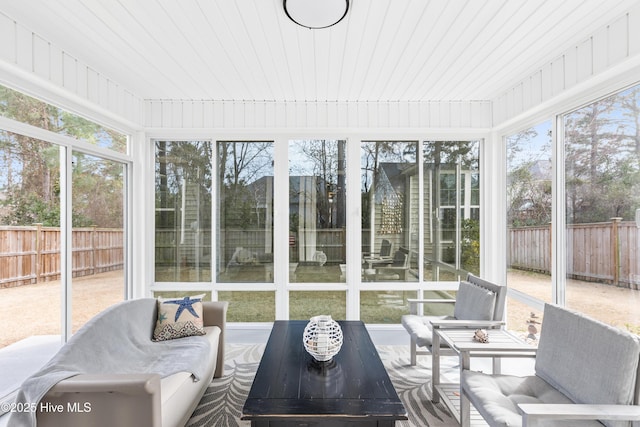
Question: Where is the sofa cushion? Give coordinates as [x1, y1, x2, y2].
[535, 304, 640, 427]
[160, 326, 221, 427]
[401, 314, 453, 348]
[153, 294, 207, 341]
[453, 280, 496, 321]
[462, 370, 601, 427]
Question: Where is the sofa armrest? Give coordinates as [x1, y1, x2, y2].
[203, 301, 228, 328]
[39, 374, 162, 427]
[203, 301, 228, 378]
[47, 373, 161, 395]
[519, 403, 640, 427]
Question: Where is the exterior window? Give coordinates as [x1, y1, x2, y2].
[218, 291, 275, 322]
[564, 84, 640, 332]
[423, 141, 480, 280]
[290, 291, 346, 319]
[0, 131, 62, 348]
[361, 141, 419, 283]
[289, 140, 346, 284]
[0, 85, 127, 154]
[71, 153, 125, 331]
[217, 141, 274, 283]
[155, 140, 212, 282]
[505, 121, 553, 333]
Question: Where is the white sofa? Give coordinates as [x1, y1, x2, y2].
[25, 299, 227, 427]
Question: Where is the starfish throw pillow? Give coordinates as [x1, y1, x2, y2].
[153, 294, 206, 341]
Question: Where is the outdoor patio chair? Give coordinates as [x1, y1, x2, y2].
[461, 303, 640, 427]
[401, 274, 506, 365]
[374, 248, 410, 281]
[378, 239, 392, 258]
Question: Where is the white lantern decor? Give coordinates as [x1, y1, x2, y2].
[303, 315, 343, 362]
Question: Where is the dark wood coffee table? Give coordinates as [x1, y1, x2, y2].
[242, 320, 407, 427]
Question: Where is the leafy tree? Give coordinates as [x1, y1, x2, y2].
[506, 125, 553, 227]
[0, 85, 126, 228]
[217, 141, 272, 229]
[565, 87, 640, 223]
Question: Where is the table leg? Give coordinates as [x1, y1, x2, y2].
[460, 351, 471, 427]
[431, 330, 440, 403]
[493, 356, 502, 374]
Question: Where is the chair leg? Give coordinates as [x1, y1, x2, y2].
[410, 337, 417, 366]
[460, 389, 471, 427]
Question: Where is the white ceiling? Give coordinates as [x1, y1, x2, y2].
[1, 0, 638, 102]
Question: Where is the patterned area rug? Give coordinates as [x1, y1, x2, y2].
[187, 344, 459, 427]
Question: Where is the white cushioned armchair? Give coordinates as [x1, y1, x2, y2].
[461, 304, 640, 427]
[401, 273, 506, 365]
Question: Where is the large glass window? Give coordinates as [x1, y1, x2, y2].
[289, 140, 346, 283]
[290, 291, 346, 320]
[423, 141, 480, 281]
[155, 140, 212, 282]
[0, 131, 62, 348]
[71, 153, 125, 332]
[564, 84, 640, 332]
[361, 141, 419, 283]
[505, 122, 552, 332]
[218, 291, 275, 322]
[0, 85, 127, 153]
[217, 141, 274, 283]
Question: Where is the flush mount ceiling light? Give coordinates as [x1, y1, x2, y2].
[284, 0, 350, 29]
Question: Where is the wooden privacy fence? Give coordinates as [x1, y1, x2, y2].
[156, 228, 347, 266]
[508, 219, 639, 288]
[0, 225, 124, 288]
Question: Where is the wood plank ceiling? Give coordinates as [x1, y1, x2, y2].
[0, 0, 637, 102]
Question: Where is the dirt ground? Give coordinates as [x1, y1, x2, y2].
[506, 269, 640, 336]
[2, 269, 639, 348]
[0, 270, 124, 347]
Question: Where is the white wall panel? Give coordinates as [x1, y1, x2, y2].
[0, 17, 143, 129]
[15, 25, 32, 72]
[530, 71, 542, 106]
[494, 6, 640, 126]
[592, 27, 609, 75]
[337, 103, 348, 128]
[203, 101, 215, 128]
[564, 47, 577, 90]
[143, 100, 492, 130]
[0, 14, 16, 63]
[86, 68, 99, 104]
[306, 102, 318, 128]
[50, 46, 63, 87]
[576, 38, 593, 82]
[33, 35, 49, 80]
[237, 102, 248, 128]
[98, 75, 109, 109]
[275, 102, 286, 128]
[631, 9, 640, 56]
[399, 102, 410, 128]
[419, 103, 430, 128]
[62, 53, 77, 93]
[551, 56, 565, 96]
[540, 63, 552, 102]
[609, 15, 629, 64]
[378, 103, 388, 128]
[449, 102, 461, 128]
[511, 84, 523, 118]
[223, 102, 233, 128]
